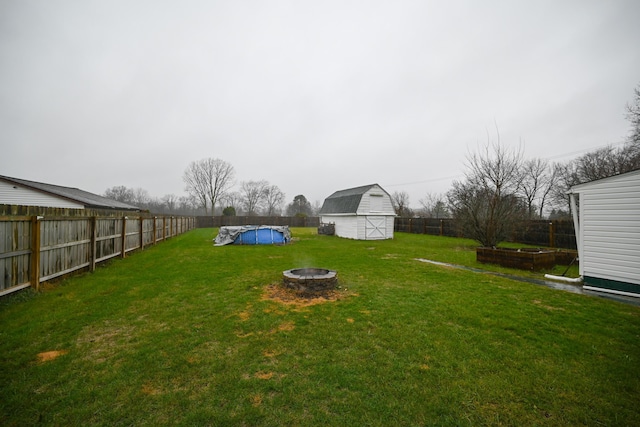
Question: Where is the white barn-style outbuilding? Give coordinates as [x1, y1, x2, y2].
[568, 169, 640, 298]
[319, 184, 396, 240]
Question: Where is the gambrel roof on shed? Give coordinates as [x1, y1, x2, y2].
[0, 175, 140, 211]
[319, 184, 393, 214]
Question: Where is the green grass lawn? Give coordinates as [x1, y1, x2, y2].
[1, 228, 638, 426]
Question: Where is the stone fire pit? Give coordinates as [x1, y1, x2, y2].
[282, 268, 338, 293]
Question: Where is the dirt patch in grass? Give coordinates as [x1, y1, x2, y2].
[261, 283, 352, 307]
[532, 299, 565, 311]
[76, 321, 135, 363]
[37, 350, 68, 363]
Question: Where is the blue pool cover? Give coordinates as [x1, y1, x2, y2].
[214, 225, 291, 246]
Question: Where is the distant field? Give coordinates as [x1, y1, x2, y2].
[1, 228, 638, 426]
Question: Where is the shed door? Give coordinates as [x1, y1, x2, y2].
[365, 216, 386, 239]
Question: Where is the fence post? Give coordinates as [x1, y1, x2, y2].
[139, 217, 144, 250]
[121, 216, 127, 259]
[30, 216, 41, 291]
[152, 217, 157, 245]
[90, 217, 97, 272]
[440, 220, 444, 236]
[162, 217, 166, 241]
[549, 221, 555, 248]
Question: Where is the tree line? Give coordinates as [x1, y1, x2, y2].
[392, 84, 640, 226]
[104, 159, 317, 217]
[435, 84, 639, 247]
[104, 84, 639, 239]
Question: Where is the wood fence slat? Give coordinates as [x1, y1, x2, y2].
[0, 214, 195, 296]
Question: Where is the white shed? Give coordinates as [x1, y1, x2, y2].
[319, 184, 396, 240]
[569, 169, 640, 297]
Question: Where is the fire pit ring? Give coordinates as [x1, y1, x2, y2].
[283, 268, 338, 293]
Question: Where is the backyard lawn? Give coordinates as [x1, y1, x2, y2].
[1, 228, 639, 426]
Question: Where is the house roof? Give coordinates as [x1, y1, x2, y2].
[319, 183, 388, 214]
[0, 175, 140, 211]
[569, 168, 640, 193]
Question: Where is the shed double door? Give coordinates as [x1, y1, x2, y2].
[365, 216, 386, 239]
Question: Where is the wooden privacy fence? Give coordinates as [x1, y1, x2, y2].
[0, 215, 196, 296]
[394, 217, 577, 250]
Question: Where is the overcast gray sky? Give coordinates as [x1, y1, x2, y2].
[1, 0, 639, 209]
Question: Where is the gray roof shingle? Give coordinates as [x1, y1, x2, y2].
[319, 184, 381, 214]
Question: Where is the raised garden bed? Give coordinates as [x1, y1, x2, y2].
[477, 247, 556, 271]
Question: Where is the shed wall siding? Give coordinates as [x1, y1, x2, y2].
[356, 186, 396, 215]
[0, 181, 84, 209]
[321, 215, 359, 239]
[578, 172, 640, 287]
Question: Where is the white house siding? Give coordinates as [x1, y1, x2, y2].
[321, 215, 359, 239]
[0, 181, 84, 209]
[572, 170, 640, 295]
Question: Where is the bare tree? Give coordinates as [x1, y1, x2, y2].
[131, 188, 151, 206]
[104, 186, 135, 204]
[447, 138, 527, 247]
[183, 158, 235, 215]
[263, 184, 285, 216]
[240, 180, 269, 215]
[553, 141, 640, 211]
[391, 191, 412, 217]
[183, 161, 209, 213]
[161, 194, 179, 212]
[419, 193, 449, 218]
[517, 158, 560, 218]
[626, 83, 640, 145]
[179, 195, 200, 215]
[221, 191, 242, 214]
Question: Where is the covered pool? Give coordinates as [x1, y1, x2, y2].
[214, 225, 291, 246]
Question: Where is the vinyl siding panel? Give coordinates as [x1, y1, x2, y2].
[356, 186, 395, 215]
[0, 181, 84, 209]
[321, 215, 359, 240]
[575, 170, 640, 289]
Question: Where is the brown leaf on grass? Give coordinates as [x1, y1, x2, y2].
[251, 394, 263, 406]
[141, 383, 162, 395]
[278, 321, 295, 331]
[263, 349, 282, 358]
[532, 300, 564, 311]
[37, 350, 68, 363]
[255, 371, 274, 380]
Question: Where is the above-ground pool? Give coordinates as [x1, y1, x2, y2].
[214, 225, 291, 246]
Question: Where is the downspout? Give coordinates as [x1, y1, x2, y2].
[544, 191, 583, 284]
[569, 191, 580, 255]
